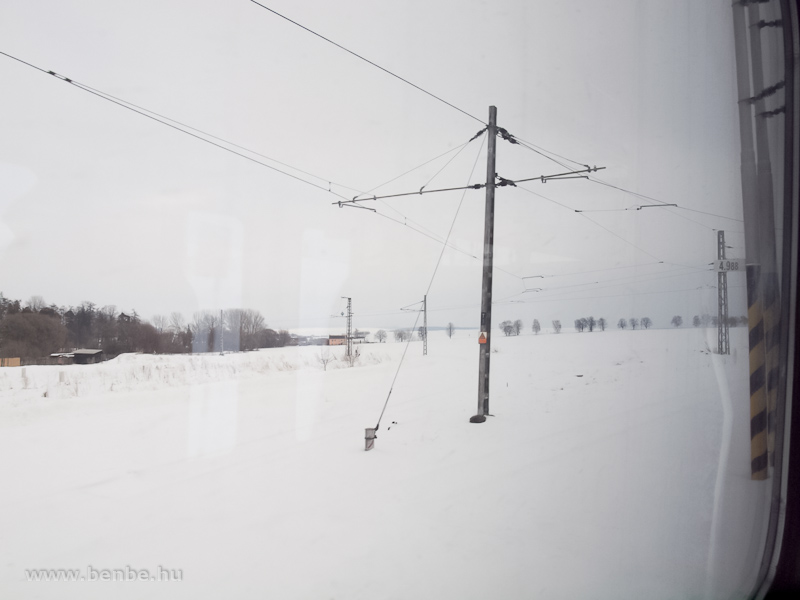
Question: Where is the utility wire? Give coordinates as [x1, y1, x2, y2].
[517, 184, 579, 212]
[508, 134, 589, 170]
[504, 128, 745, 225]
[247, 0, 485, 125]
[362, 139, 475, 196]
[74, 82, 364, 195]
[512, 263, 711, 299]
[578, 213, 663, 261]
[516, 184, 669, 264]
[586, 178, 744, 223]
[372, 208, 523, 283]
[373, 212, 478, 259]
[510, 266, 705, 300]
[0, 50, 352, 201]
[522, 261, 665, 279]
[506, 285, 720, 306]
[419, 140, 474, 193]
[530, 266, 712, 298]
[359, 132, 485, 247]
[514, 139, 578, 172]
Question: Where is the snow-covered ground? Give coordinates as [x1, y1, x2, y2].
[0, 328, 771, 599]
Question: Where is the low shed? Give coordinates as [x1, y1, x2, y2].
[72, 349, 104, 365]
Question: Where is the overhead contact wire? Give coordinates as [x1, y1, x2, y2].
[0, 51, 351, 201]
[248, 0, 485, 125]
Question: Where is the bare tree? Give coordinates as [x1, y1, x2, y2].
[575, 318, 586, 333]
[277, 330, 292, 347]
[317, 349, 335, 371]
[587, 316, 596, 332]
[629, 318, 639, 330]
[446, 322, 455, 338]
[641, 317, 653, 329]
[693, 315, 701, 328]
[169, 312, 185, 333]
[618, 318, 627, 329]
[25, 295, 46, 312]
[513, 319, 523, 335]
[375, 329, 387, 343]
[394, 329, 408, 342]
[417, 326, 427, 340]
[152, 314, 168, 333]
[239, 309, 266, 351]
[597, 318, 606, 331]
[552, 320, 562, 333]
[500, 320, 514, 336]
[532, 319, 541, 335]
[671, 315, 683, 328]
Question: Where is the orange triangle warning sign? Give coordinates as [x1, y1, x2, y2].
[478, 332, 487, 344]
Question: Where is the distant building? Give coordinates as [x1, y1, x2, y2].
[291, 335, 329, 346]
[71, 349, 104, 364]
[328, 335, 347, 346]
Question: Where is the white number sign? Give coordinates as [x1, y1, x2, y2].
[715, 259, 744, 272]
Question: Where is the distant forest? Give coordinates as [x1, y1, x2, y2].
[0, 293, 289, 359]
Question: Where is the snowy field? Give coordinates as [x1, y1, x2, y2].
[0, 328, 771, 600]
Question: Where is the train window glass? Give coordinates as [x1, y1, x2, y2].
[0, 1, 795, 599]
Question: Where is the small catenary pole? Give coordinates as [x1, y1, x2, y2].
[342, 297, 353, 359]
[717, 231, 730, 355]
[423, 295, 428, 356]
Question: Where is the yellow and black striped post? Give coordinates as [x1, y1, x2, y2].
[747, 264, 768, 480]
[762, 271, 780, 467]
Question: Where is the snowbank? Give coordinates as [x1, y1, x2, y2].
[0, 344, 393, 402]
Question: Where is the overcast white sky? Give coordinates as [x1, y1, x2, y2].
[0, 0, 755, 332]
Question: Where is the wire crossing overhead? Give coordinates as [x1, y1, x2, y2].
[0, 50, 355, 202]
[247, 0, 486, 125]
[498, 124, 745, 225]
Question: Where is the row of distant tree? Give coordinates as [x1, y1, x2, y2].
[496, 314, 749, 336]
[370, 323, 458, 343]
[0, 293, 290, 359]
[369, 313, 750, 344]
